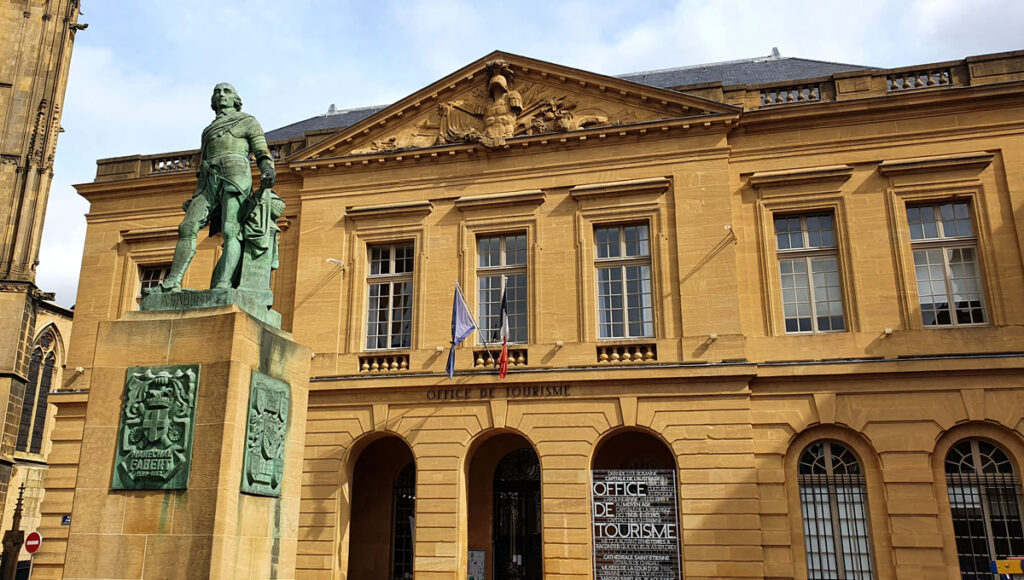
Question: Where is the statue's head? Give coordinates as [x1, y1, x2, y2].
[210, 83, 243, 113]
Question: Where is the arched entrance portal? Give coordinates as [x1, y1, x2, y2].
[592, 430, 675, 470]
[591, 430, 681, 580]
[467, 433, 542, 580]
[347, 436, 416, 580]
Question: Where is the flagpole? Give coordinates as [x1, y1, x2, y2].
[447, 280, 480, 380]
[497, 274, 510, 379]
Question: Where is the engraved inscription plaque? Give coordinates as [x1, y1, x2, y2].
[241, 370, 290, 497]
[592, 469, 682, 580]
[113, 364, 200, 490]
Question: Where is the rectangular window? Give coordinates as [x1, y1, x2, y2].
[136, 265, 170, 305]
[907, 202, 986, 326]
[138, 265, 170, 294]
[775, 213, 846, 333]
[595, 224, 653, 339]
[477, 234, 527, 344]
[365, 243, 414, 350]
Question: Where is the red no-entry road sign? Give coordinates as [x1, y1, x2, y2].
[24, 531, 41, 554]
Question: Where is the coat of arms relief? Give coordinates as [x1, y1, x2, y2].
[113, 364, 200, 490]
[355, 59, 640, 154]
[241, 370, 290, 497]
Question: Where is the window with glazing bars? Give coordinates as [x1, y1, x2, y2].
[137, 265, 170, 302]
[945, 438, 1024, 580]
[17, 331, 56, 455]
[798, 440, 875, 579]
[390, 462, 415, 580]
[477, 234, 527, 344]
[594, 223, 653, 339]
[366, 243, 414, 350]
[907, 202, 986, 326]
[774, 213, 845, 333]
[16, 348, 42, 453]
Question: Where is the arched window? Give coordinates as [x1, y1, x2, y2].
[16, 329, 58, 455]
[798, 440, 874, 579]
[945, 438, 1024, 579]
[16, 349, 41, 452]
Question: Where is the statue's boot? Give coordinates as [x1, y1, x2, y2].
[154, 236, 197, 293]
[212, 235, 241, 289]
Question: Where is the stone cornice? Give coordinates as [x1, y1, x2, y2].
[455, 190, 545, 210]
[120, 225, 179, 242]
[86, 206, 185, 224]
[749, 165, 854, 190]
[289, 112, 738, 173]
[345, 200, 433, 220]
[297, 146, 730, 201]
[569, 177, 671, 200]
[878, 151, 994, 176]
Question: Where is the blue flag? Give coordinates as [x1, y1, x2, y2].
[447, 284, 476, 379]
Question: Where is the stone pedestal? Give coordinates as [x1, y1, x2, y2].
[60, 305, 309, 580]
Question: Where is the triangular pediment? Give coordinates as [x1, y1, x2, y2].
[290, 51, 739, 162]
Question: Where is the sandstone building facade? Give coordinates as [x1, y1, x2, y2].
[39, 49, 1024, 579]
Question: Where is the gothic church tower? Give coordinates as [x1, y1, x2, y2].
[0, 0, 83, 516]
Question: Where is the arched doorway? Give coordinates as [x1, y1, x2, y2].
[945, 438, 1024, 579]
[347, 436, 416, 580]
[592, 430, 675, 470]
[591, 429, 681, 580]
[467, 433, 542, 580]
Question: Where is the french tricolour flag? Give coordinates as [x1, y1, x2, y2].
[498, 287, 509, 380]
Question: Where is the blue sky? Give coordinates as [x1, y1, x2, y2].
[39, 0, 1024, 306]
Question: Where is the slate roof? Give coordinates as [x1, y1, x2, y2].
[265, 52, 872, 143]
[618, 53, 870, 89]
[265, 105, 386, 142]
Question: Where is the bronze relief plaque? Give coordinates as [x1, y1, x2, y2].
[241, 370, 290, 497]
[113, 364, 200, 490]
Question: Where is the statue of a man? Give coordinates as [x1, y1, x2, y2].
[154, 83, 276, 293]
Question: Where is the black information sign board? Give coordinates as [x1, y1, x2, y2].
[591, 469, 681, 580]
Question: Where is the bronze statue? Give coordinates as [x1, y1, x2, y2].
[153, 83, 282, 297]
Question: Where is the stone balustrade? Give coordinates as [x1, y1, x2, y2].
[150, 153, 197, 174]
[760, 84, 821, 106]
[473, 348, 528, 368]
[887, 68, 951, 92]
[597, 343, 657, 364]
[358, 353, 410, 372]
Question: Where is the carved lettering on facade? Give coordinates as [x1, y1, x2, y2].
[426, 384, 571, 400]
[112, 364, 200, 490]
[241, 370, 290, 497]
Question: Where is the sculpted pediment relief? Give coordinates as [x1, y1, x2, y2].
[293, 52, 739, 161]
[360, 60, 633, 153]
